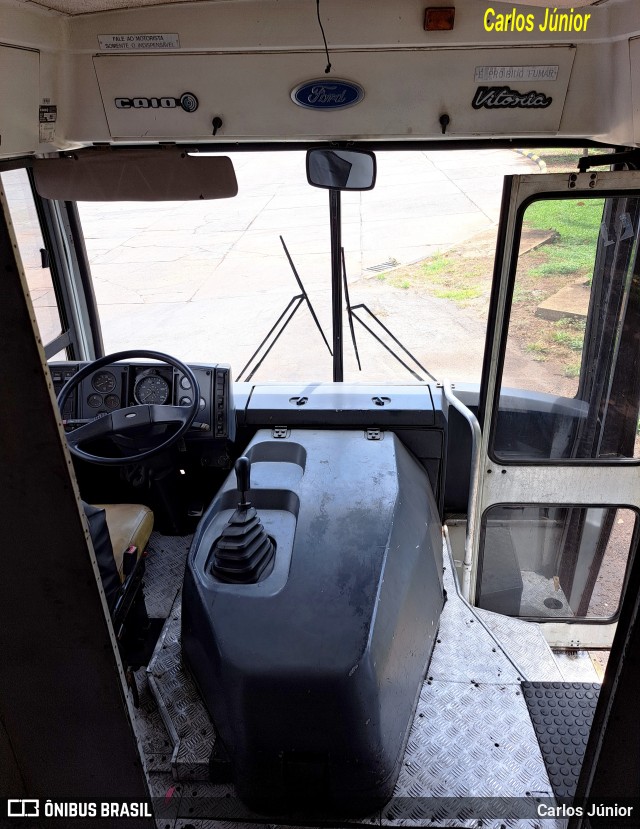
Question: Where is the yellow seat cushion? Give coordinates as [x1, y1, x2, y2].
[94, 503, 154, 581]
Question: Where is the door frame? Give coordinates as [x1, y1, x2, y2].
[475, 170, 640, 648]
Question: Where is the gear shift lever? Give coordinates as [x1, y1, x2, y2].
[236, 456, 251, 506]
[210, 455, 275, 584]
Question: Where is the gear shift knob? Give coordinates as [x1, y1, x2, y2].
[211, 454, 274, 584]
[235, 456, 251, 505]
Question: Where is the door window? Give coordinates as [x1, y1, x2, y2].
[493, 194, 640, 461]
[2, 168, 68, 355]
[476, 173, 640, 641]
[478, 504, 636, 620]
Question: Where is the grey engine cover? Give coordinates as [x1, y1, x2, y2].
[182, 429, 444, 812]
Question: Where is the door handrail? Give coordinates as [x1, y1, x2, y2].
[443, 380, 482, 602]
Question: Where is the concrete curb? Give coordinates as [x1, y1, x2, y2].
[514, 148, 547, 173]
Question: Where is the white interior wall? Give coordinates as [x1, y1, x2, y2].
[1, 0, 640, 156]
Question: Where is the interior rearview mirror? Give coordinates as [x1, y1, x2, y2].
[306, 149, 376, 191]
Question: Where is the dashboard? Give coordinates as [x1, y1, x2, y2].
[49, 365, 450, 510]
[50, 361, 234, 441]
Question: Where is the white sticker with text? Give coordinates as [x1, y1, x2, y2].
[474, 65, 559, 83]
[98, 33, 180, 51]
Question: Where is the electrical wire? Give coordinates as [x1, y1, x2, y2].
[316, 0, 332, 74]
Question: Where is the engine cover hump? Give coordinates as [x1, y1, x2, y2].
[182, 429, 443, 812]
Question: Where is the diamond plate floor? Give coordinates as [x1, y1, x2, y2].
[553, 651, 600, 682]
[134, 531, 572, 829]
[474, 609, 564, 683]
[145, 532, 193, 619]
[148, 595, 216, 781]
[129, 533, 194, 784]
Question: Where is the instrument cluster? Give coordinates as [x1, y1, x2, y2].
[51, 361, 234, 441]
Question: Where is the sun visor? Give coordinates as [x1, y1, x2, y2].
[32, 149, 237, 201]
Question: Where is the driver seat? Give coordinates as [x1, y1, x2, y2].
[82, 501, 153, 651]
[94, 503, 154, 583]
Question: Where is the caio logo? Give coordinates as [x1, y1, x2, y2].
[114, 92, 199, 112]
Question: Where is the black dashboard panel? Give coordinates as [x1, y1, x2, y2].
[240, 382, 446, 511]
[50, 362, 235, 441]
[243, 383, 437, 427]
[50, 366, 448, 511]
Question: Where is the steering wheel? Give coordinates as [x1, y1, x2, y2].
[56, 350, 200, 466]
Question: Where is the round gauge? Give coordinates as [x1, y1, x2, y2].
[105, 394, 120, 410]
[87, 393, 102, 408]
[199, 397, 206, 410]
[92, 371, 116, 393]
[134, 374, 170, 405]
[180, 376, 191, 390]
[179, 396, 192, 406]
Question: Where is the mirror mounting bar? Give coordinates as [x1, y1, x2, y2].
[578, 149, 640, 173]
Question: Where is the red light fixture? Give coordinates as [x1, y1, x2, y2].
[424, 7, 455, 31]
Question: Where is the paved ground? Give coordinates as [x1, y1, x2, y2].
[74, 148, 539, 383]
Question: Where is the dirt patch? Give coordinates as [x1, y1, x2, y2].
[529, 147, 612, 175]
[376, 226, 584, 396]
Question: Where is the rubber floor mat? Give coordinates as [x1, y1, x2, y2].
[522, 681, 600, 799]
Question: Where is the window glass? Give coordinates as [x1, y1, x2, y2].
[2, 169, 64, 347]
[494, 194, 640, 461]
[76, 149, 538, 383]
[477, 505, 635, 620]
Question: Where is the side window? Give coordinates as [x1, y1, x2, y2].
[478, 504, 637, 620]
[493, 193, 640, 461]
[1, 168, 70, 358]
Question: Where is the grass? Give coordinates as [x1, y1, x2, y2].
[528, 147, 612, 174]
[521, 316, 586, 373]
[421, 253, 449, 280]
[366, 147, 606, 385]
[375, 186, 596, 381]
[434, 286, 482, 301]
[553, 330, 584, 351]
[513, 285, 545, 303]
[523, 198, 604, 280]
[382, 252, 489, 306]
[375, 253, 450, 288]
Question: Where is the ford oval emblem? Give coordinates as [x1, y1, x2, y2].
[291, 79, 364, 111]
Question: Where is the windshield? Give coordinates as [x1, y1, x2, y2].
[76, 148, 604, 387]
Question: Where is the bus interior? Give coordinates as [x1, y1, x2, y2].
[1, 0, 639, 827]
